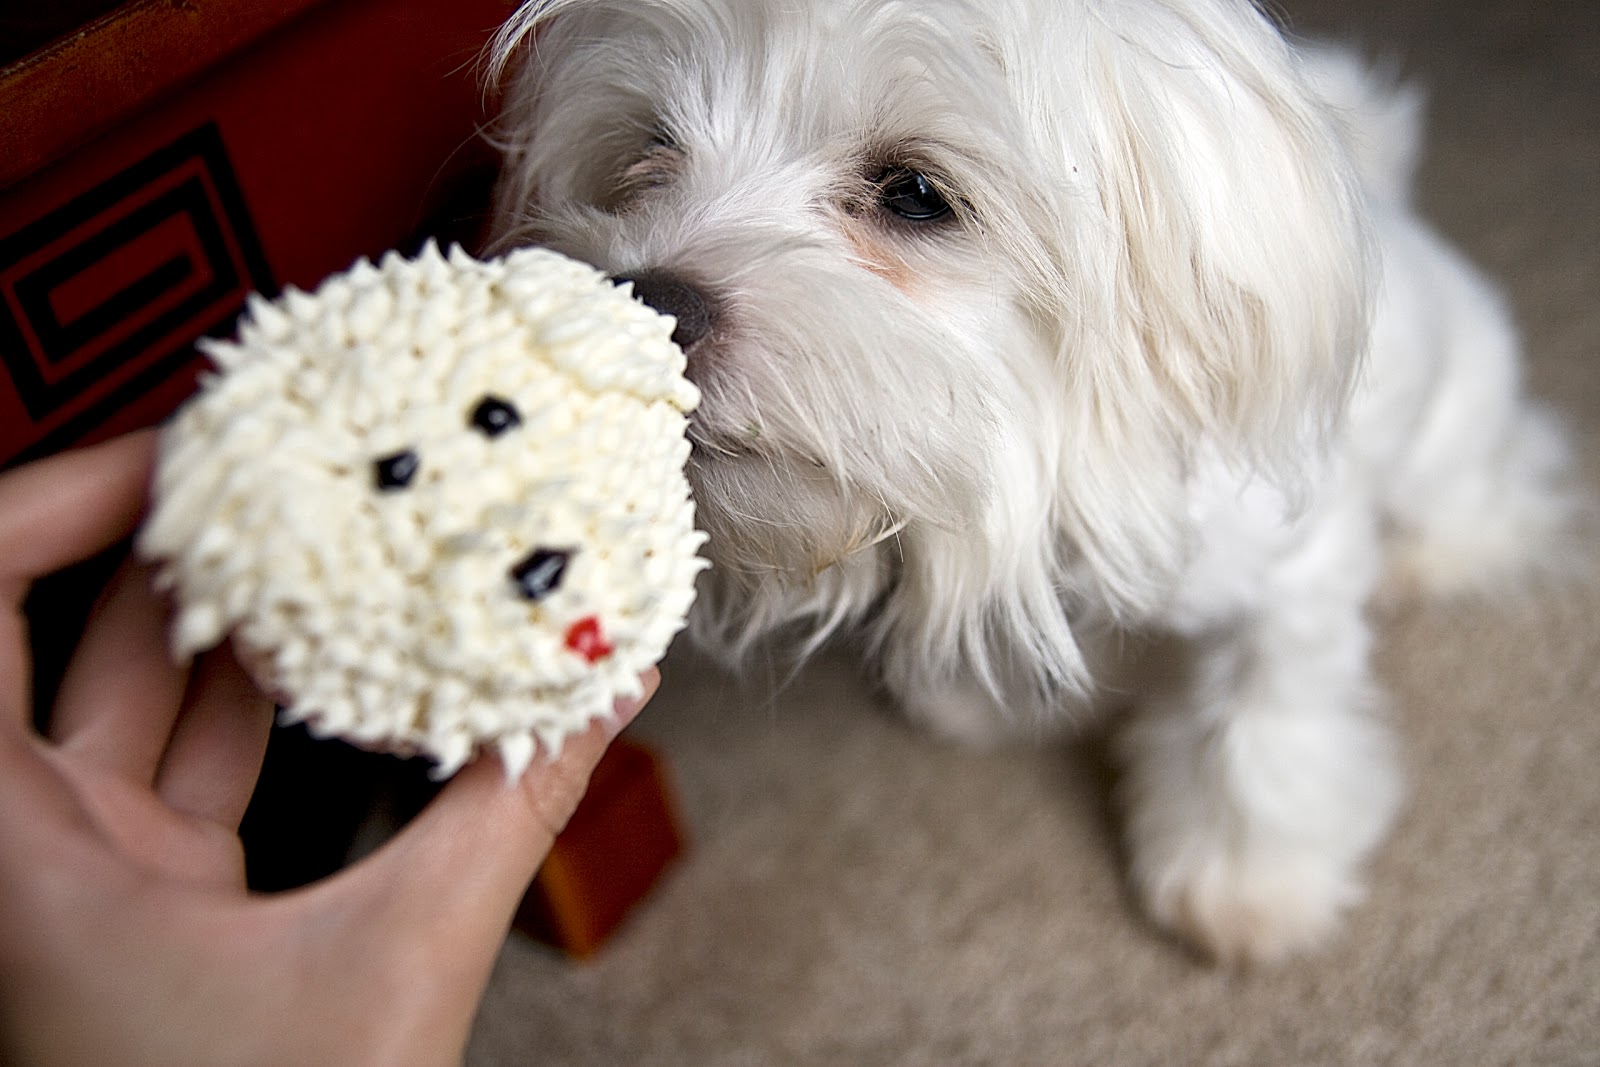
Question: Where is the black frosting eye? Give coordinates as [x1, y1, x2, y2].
[875, 167, 951, 222]
[373, 449, 419, 490]
[510, 547, 573, 601]
[470, 395, 522, 437]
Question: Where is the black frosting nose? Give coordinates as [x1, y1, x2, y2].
[373, 449, 419, 490]
[612, 271, 711, 349]
[510, 547, 572, 602]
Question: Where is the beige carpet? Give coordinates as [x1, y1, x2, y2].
[468, 2, 1600, 1063]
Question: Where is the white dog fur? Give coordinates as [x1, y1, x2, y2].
[483, 0, 1572, 963]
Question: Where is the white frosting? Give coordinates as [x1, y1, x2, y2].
[139, 242, 707, 779]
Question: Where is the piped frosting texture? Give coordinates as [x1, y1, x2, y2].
[139, 243, 707, 779]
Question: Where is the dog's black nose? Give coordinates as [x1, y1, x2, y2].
[611, 271, 712, 349]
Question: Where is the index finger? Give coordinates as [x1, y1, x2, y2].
[0, 432, 157, 605]
[0, 432, 158, 731]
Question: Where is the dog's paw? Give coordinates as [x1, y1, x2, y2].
[1134, 849, 1363, 965]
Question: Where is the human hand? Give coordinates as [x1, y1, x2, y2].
[0, 432, 654, 1066]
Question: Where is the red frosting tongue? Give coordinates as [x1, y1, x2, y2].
[564, 615, 614, 663]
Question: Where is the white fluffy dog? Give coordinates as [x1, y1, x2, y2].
[484, 0, 1571, 962]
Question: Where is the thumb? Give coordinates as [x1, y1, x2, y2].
[344, 670, 658, 947]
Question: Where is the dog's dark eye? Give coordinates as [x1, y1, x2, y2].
[374, 449, 420, 491]
[510, 547, 573, 602]
[875, 168, 951, 222]
[470, 395, 522, 437]
[606, 133, 683, 210]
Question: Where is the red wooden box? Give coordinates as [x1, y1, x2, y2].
[0, 0, 512, 467]
[515, 737, 687, 958]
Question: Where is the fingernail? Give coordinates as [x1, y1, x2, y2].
[607, 668, 660, 737]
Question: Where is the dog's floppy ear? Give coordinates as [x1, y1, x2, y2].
[484, 0, 644, 248]
[484, 0, 563, 86]
[1075, 0, 1373, 484]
